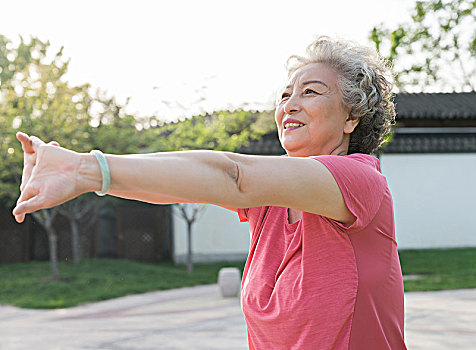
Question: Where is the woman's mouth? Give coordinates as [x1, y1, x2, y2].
[283, 121, 305, 131]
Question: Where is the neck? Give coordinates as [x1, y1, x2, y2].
[329, 134, 350, 156]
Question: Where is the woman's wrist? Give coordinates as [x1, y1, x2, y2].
[90, 150, 111, 196]
[77, 153, 103, 194]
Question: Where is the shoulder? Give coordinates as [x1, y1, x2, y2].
[310, 154, 388, 230]
[311, 153, 385, 188]
[311, 153, 381, 173]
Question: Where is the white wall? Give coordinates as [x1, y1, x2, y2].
[173, 204, 250, 263]
[172, 153, 476, 261]
[380, 153, 476, 249]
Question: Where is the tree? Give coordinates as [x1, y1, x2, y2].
[175, 203, 206, 273]
[0, 36, 149, 273]
[0, 35, 93, 279]
[369, 0, 476, 92]
[89, 90, 153, 154]
[146, 109, 272, 152]
[56, 194, 98, 264]
[1, 35, 271, 273]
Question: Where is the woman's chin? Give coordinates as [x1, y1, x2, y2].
[283, 148, 309, 158]
[281, 140, 301, 153]
[281, 140, 311, 157]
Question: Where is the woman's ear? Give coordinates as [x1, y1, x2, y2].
[344, 114, 360, 134]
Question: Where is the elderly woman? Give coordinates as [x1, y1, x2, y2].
[13, 36, 406, 349]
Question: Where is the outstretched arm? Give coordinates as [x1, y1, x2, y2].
[13, 133, 354, 225]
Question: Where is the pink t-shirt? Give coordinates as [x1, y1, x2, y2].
[237, 154, 406, 350]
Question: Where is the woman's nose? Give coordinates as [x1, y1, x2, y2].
[283, 94, 301, 114]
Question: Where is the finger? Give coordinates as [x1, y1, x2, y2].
[16, 133, 39, 193]
[15, 182, 37, 209]
[13, 198, 29, 223]
[13, 196, 43, 221]
[13, 196, 26, 223]
[13, 196, 41, 223]
[14, 213, 26, 223]
[15, 175, 38, 222]
[21, 156, 35, 191]
[20, 168, 33, 192]
[30, 136, 46, 152]
[48, 141, 60, 147]
[16, 132, 34, 154]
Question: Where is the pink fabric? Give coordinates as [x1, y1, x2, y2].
[237, 154, 406, 349]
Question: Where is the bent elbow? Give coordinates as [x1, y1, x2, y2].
[222, 156, 250, 207]
[226, 158, 243, 193]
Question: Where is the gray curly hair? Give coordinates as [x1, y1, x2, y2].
[286, 36, 395, 154]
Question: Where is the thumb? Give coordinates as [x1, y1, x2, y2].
[13, 194, 43, 219]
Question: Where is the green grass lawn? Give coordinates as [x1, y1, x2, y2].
[398, 247, 476, 292]
[1, 247, 475, 309]
[0, 259, 244, 309]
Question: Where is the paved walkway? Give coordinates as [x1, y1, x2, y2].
[1, 285, 475, 349]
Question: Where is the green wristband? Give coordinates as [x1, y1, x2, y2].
[90, 150, 111, 196]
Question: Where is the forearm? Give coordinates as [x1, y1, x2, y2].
[107, 190, 187, 205]
[79, 150, 243, 206]
[14, 135, 353, 224]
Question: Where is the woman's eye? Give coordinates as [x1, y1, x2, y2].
[281, 92, 290, 100]
[304, 88, 318, 95]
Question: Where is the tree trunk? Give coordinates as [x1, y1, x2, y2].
[58, 196, 97, 264]
[186, 221, 193, 273]
[70, 218, 81, 264]
[47, 229, 59, 281]
[33, 210, 60, 281]
[176, 203, 206, 273]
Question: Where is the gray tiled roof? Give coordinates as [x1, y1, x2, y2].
[382, 130, 476, 153]
[395, 92, 476, 120]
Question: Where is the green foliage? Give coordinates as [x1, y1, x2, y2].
[369, 0, 476, 92]
[0, 34, 270, 207]
[0, 259, 245, 309]
[88, 91, 151, 154]
[0, 36, 155, 206]
[145, 109, 273, 152]
[0, 36, 92, 207]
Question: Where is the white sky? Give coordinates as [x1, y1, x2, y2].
[1, 0, 416, 121]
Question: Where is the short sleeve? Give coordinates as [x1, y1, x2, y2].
[312, 154, 387, 232]
[237, 208, 249, 222]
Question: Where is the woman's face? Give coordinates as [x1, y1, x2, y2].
[275, 62, 359, 157]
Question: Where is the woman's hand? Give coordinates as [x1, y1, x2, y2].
[13, 132, 83, 223]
